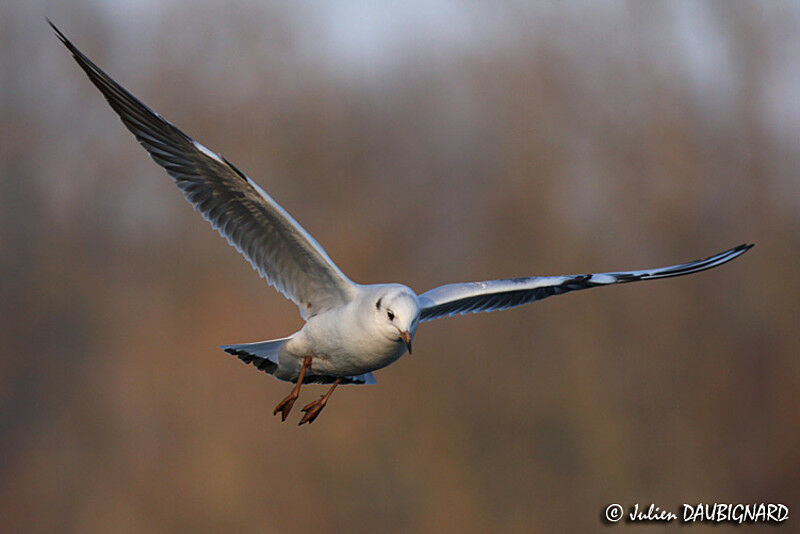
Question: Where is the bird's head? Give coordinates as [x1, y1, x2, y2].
[373, 285, 419, 354]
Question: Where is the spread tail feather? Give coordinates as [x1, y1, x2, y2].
[221, 337, 376, 385]
[221, 337, 292, 375]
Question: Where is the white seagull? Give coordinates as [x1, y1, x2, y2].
[51, 22, 753, 425]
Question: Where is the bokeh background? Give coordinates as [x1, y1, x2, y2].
[2, 1, 799, 532]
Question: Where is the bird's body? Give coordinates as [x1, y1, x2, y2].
[51, 21, 752, 424]
[277, 284, 419, 381]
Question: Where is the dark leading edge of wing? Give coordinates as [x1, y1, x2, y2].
[49, 20, 356, 318]
[418, 244, 753, 322]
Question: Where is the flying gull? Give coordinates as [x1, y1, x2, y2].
[50, 21, 752, 425]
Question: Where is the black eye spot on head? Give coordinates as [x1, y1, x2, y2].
[387, 310, 394, 321]
[376, 297, 382, 309]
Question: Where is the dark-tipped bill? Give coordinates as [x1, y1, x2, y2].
[400, 331, 412, 354]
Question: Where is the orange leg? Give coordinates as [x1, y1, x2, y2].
[298, 378, 341, 426]
[273, 356, 312, 422]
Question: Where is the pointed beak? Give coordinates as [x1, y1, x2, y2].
[400, 331, 412, 354]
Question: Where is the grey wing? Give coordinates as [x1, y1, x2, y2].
[418, 244, 752, 322]
[52, 22, 356, 318]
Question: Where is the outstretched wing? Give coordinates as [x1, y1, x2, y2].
[418, 244, 752, 322]
[51, 21, 356, 318]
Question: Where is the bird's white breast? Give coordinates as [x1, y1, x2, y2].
[284, 300, 407, 377]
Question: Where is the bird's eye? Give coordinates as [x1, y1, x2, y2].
[387, 311, 395, 321]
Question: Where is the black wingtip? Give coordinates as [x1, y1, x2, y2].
[46, 18, 68, 44]
[48, 19, 97, 72]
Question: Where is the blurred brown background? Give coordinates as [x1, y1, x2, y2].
[2, 1, 799, 532]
